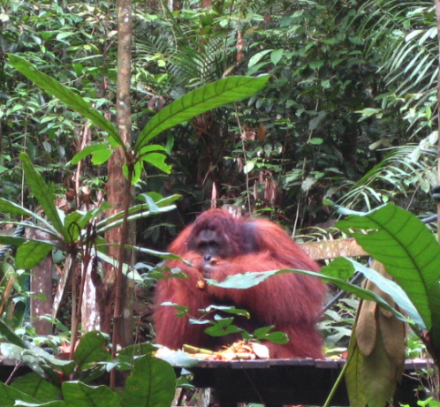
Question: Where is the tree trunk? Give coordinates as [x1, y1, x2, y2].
[28, 229, 53, 335]
[98, 0, 134, 349]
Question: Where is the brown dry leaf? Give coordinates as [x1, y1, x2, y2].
[236, 29, 243, 62]
[361, 328, 399, 407]
[353, 260, 406, 407]
[258, 123, 266, 142]
[355, 289, 377, 357]
[378, 311, 406, 381]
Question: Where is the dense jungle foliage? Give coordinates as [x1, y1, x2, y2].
[2, 0, 438, 239]
[1, 0, 440, 406]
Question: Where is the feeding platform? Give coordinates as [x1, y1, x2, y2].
[171, 357, 428, 406]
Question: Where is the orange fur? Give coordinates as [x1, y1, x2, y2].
[154, 210, 326, 358]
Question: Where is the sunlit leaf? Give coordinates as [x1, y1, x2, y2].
[8, 54, 123, 147]
[16, 241, 53, 269]
[135, 75, 269, 149]
[122, 355, 175, 407]
[71, 144, 112, 165]
[271, 49, 284, 65]
[337, 203, 440, 332]
[11, 373, 61, 402]
[62, 382, 121, 407]
[141, 153, 172, 174]
[248, 50, 272, 67]
[19, 153, 67, 240]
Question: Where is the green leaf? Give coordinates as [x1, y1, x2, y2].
[206, 271, 271, 289]
[336, 203, 440, 331]
[243, 161, 255, 174]
[125, 160, 143, 185]
[309, 60, 324, 69]
[138, 144, 167, 157]
[0, 382, 39, 407]
[0, 234, 26, 246]
[248, 50, 272, 68]
[141, 153, 172, 174]
[321, 257, 355, 280]
[63, 211, 83, 242]
[0, 342, 75, 377]
[91, 147, 113, 165]
[122, 354, 176, 407]
[252, 326, 274, 337]
[16, 401, 67, 407]
[19, 153, 67, 240]
[95, 251, 143, 282]
[0, 198, 36, 218]
[361, 332, 397, 407]
[262, 331, 289, 344]
[74, 331, 111, 371]
[11, 373, 61, 402]
[124, 245, 181, 261]
[16, 241, 53, 269]
[0, 202, 57, 236]
[344, 258, 424, 329]
[134, 75, 269, 149]
[71, 144, 112, 165]
[253, 326, 289, 343]
[205, 319, 243, 337]
[118, 343, 157, 358]
[7, 54, 123, 147]
[62, 382, 121, 407]
[205, 305, 250, 318]
[154, 194, 182, 207]
[96, 206, 176, 234]
[64, 204, 111, 242]
[138, 193, 159, 213]
[0, 319, 29, 348]
[345, 336, 367, 407]
[207, 267, 407, 323]
[271, 49, 284, 65]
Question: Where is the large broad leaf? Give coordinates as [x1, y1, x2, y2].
[64, 204, 110, 242]
[96, 251, 142, 282]
[207, 265, 407, 323]
[0, 319, 29, 348]
[0, 199, 55, 234]
[8, 54, 123, 147]
[94, 194, 179, 232]
[71, 143, 113, 165]
[16, 240, 53, 269]
[134, 75, 269, 150]
[122, 354, 176, 407]
[62, 382, 121, 407]
[96, 206, 176, 234]
[141, 152, 172, 174]
[0, 342, 75, 378]
[345, 333, 366, 407]
[11, 373, 62, 402]
[0, 198, 37, 218]
[19, 153, 68, 242]
[336, 203, 440, 334]
[16, 401, 67, 407]
[0, 382, 40, 407]
[0, 234, 26, 247]
[126, 245, 181, 260]
[74, 331, 111, 371]
[344, 258, 424, 329]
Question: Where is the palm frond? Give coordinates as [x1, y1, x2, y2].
[339, 137, 437, 209]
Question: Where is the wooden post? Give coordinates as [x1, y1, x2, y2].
[27, 229, 53, 335]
